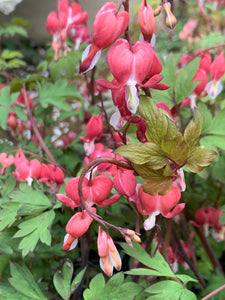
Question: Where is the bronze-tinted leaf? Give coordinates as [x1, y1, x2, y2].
[116, 143, 167, 169]
[186, 146, 217, 173]
[184, 108, 203, 147]
[138, 96, 168, 145]
[142, 178, 173, 196]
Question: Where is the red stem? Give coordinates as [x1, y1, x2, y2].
[201, 284, 225, 300]
[23, 86, 57, 165]
[78, 157, 135, 237]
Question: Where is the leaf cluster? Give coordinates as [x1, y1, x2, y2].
[117, 96, 217, 195]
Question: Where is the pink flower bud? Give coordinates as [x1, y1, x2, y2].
[97, 226, 121, 276]
[138, 0, 155, 42]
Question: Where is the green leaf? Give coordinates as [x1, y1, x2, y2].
[193, 32, 225, 51]
[0, 284, 30, 300]
[9, 186, 52, 215]
[102, 276, 142, 300]
[83, 273, 105, 300]
[37, 79, 81, 111]
[0, 175, 16, 197]
[71, 266, 87, 293]
[198, 102, 212, 133]
[161, 53, 177, 99]
[11, 105, 27, 121]
[0, 202, 20, 231]
[211, 156, 225, 184]
[219, 205, 225, 225]
[9, 263, 47, 300]
[53, 260, 74, 300]
[83, 273, 142, 300]
[1, 50, 24, 59]
[3, 25, 28, 38]
[100, 273, 125, 299]
[0, 86, 18, 106]
[175, 274, 198, 284]
[145, 280, 196, 300]
[208, 108, 225, 135]
[8, 58, 26, 68]
[121, 242, 175, 278]
[200, 135, 225, 151]
[50, 51, 82, 80]
[174, 57, 200, 104]
[0, 106, 10, 129]
[13, 210, 55, 256]
[0, 229, 18, 255]
[115, 282, 143, 300]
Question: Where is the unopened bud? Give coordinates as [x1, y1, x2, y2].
[154, 5, 162, 17]
[163, 1, 177, 29]
[125, 229, 141, 244]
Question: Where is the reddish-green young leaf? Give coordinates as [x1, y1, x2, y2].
[161, 119, 189, 164]
[184, 108, 203, 147]
[138, 96, 168, 145]
[116, 143, 167, 169]
[186, 146, 217, 173]
[142, 178, 173, 196]
[133, 163, 174, 195]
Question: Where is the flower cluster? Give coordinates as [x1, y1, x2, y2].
[46, 0, 89, 60]
[47, 0, 219, 278]
[0, 149, 64, 190]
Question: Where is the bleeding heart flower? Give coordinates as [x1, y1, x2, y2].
[79, 2, 129, 73]
[63, 208, 96, 250]
[0, 153, 14, 169]
[56, 175, 116, 208]
[205, 51, 225, 99]
[137, 184, 185, 230]
[97, 39, 169, 114]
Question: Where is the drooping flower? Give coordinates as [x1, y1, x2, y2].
[80, 114, 104, 155]
[56, 175, 120, 208]
[79, 2, 129, 73]
[13, 149, 41, 186]
[0, 153, 14, 175]
[46, 0, 88, 60]
[205, 51, 225, 99]
[63, 208, 96, 250]
[97, 39, 169, 114]
[113, 169, 137, 201]
[137, 184, 185, 230]
[39, 164, 64, 188]
[97, 226, 121, 277]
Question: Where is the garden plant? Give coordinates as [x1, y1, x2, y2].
[0, 0, 225, 299]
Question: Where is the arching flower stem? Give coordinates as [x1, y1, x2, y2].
[78, 157, 137, 239]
